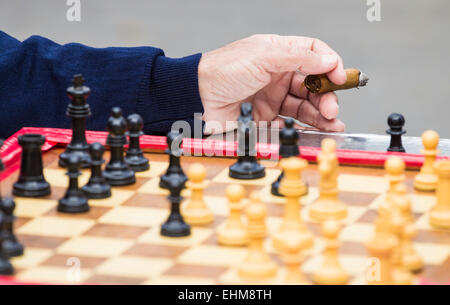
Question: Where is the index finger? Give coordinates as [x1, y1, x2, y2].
[311, 40, 347, 85]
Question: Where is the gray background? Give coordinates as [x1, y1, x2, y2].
[1, 0, 449, 137]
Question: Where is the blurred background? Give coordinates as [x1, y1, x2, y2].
[1, 0, 449, 137]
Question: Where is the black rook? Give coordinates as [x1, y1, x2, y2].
[13, 134, 51, 197]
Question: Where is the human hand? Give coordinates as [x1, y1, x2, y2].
[198, 34, 347, 133]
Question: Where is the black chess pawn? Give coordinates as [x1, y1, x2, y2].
[125, 114, 149, 172]
[58, 154, 90, 213]
[271, 118, 302, 196]
[103, 107, 136, 186]
[0, 213, 13, 275]
[0, 197, 24, 257]
[159, 131, 187, 190]
[59, 74, 92, 168]
[229, 103, 265, 179]
[13, 133, 51, 197]
[386, 113, 406, 152]
[81, 142, 111, 199]
[160, 175, 190, 237]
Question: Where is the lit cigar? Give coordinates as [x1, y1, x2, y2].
[303, 68, 369, 94]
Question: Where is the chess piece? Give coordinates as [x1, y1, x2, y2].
[394, 184, 423, 273]
[379, 156, 406, 216]
[57, 154, 90, 213]
[181, 164, 213, 225]
[58, 74, 91, 168]
[238, 192, 277, 280]
[414, 130, 439, 191]
[272, 156, 313, 251]
[161, 175, 191, 237]
[281, 236, 310, 285]
[271, 118, 304, 197]
[229, 103, 265, 180]
[0, 213, 13, 275]
[103, 107, 136, 186]
[160, 131, 187, 190]
[365, 217, 396, 285]
[309, 138, 348, 221]
[125, 114, 150, 172]
[429, 160, 450, 229]
[81, 142, 111, 199]
[389, 195, 414, 285]
[313, 221, 349, 285]
[217, 184, 248, 246]
[386, 113, 406, 152]
[0, 197, 24, 257]
[13, 133, 51, 197]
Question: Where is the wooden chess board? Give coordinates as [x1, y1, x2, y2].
[0, 143, 449, 285]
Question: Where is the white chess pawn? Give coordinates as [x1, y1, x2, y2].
[217, 184, 248, 246]
[414, 130, 439, 191]
[281, 236, 310, 285]
[181, 163, 213, 224]
[238, 192, 277, 280]
[429, 160, 450, 229]
[313, 220, 349, 285]
[272, 156, 313, 252]
[309, 139, 348, 222]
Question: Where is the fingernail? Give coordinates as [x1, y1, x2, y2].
[321, 54, 338, 66]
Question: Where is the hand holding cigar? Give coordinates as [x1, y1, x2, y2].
[303, 68, 369, 94]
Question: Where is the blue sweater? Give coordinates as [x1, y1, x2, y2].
[0, 31, 204, 139]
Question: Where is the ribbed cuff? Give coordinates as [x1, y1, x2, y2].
[138, 53, 204, 135]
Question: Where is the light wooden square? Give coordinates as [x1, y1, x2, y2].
[303, 254, 366, 276]
[212, 168, 281, 186]
[96, 255, 174, 278]
[14, 198, 56, 218]
[259, 185, 319, 206]
[17, 216, 95, 237]
[177, 245, 247, 267]
[340, 223, 373, 242]
[136, 177, 191, 196]
[414, 213, 450, 231]
[371, 192, 436, 214]
[415, 243, 450, 265]
[138, 226, 212, 247]
[44, 168, 90, 187]
[409, 193, 436, 213]
[57, 236, 134, 258]
[135, 161, 167, 178]
[145, 275, 215, 285]
[99, 206, 167, 227]
[184, 196, 228, 216]
[16, 266, 92, 284]
[338, 174, 388, 194]
[302, 205, 367, 225]
[11, 248, 53, 269]
[89, 189, 135, 207]
[219, 268, 281, 285]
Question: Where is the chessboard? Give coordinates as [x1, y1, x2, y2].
[0, 144, 449, 285]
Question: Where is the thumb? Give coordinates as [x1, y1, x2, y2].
[261, 35, 339, 74]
